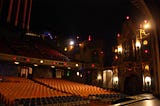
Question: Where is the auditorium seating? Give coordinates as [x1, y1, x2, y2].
[34, 78, 118, 98]
[3, 36, 70, 61]
[0, 77, 90, 106]
[34, 44, 69, 61]
[0, 76, 124, 106]
[3, 76, 33, 83]
[8, 39, 44, 59]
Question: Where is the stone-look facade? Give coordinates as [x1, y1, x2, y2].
[113, 1, 160, 95]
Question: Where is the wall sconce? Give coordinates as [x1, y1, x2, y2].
[113, 76, 119, 85]
[97, 74, 102, 80]
[118, 45, 122, 54]
[145, 76, 151, 86]
[145, 76, 151, 92]
[135, 40, 141, 49]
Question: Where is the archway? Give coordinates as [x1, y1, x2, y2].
[124, 75, 142, 95]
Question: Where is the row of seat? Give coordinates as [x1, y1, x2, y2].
[0, 76, 122, 106]
[0, 77, 90, 106]
[35, 44, 69, 61]
[0, 82, 69, 105]
[0, 36, 69, 61]
[35, 78, 115, 98]
[2, 76, 33, 83]
[0, 78, 72, 105]
[14, 95, 89, 106]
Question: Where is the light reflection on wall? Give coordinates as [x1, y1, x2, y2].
[103, 70, 113, 89]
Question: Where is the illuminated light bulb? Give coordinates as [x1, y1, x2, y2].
[143, 40, 148, 45]
[34, 64, 38, 66]
[144, 49, 149, 53]
[144, 20, 148, 23]
[76, 36, 79, 39]
[77, 72, 80, 76]
[64, 62, 67, 66]
[126, 16, 130, 20]
[64, 47, 67, 51]
[88, 35, 91, 41]
[100, 51, 104, 54]
[52, 62, 56, 65]
[75, 64, 79, 67]
[14, 61, 19, 64]
[26, 58, 30, 62]
[69, 40, 74, 46]
[67, 67, 71, 69]
[40, 60, 43, 63]
[51, 66, 55, 68]
[115, 55, 118, 60]
[145, 65, 149, 71]
[117, 33, 120, 37]
[91, 64, 95, 68]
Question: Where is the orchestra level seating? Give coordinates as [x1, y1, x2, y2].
[0, 76, 123, 106]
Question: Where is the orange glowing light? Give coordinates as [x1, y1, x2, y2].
[26, 58, 30, 62]
[64, 62, 67, 66]
[91, 64, 95, 68]
[13, 56, 17, 60]
[52, 62, 56, 65]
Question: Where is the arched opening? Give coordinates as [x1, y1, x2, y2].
[124, 75, 142, 95]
